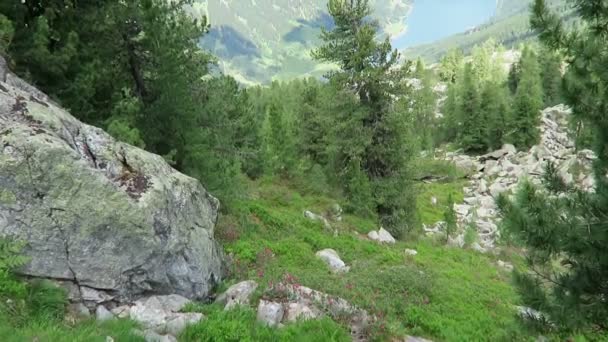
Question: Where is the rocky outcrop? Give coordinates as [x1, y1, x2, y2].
[0, 57, 224, 303]
[258, 283, 370, 341]
[433, 105, 597, 251]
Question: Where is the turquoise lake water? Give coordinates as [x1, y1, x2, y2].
[393, 0, 497, 48]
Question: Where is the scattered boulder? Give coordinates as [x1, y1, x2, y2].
[404, 249, 418, 256]
[497, 260, 514, 272]
[0, 57, 224, 302]
[367, 228, 396, 244]
[256, 300, 284, 327]
[304, 210, 332, 230]
[284, 302, 322, 322]
[315, 249, 350, 273]
[129, 295, 203, 336]
[329, 203, 343, 222]
[489, 182, 507, 198]
[215, 280, 258, 310]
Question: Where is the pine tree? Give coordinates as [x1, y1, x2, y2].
[508, 61, 521, 95]
[412, 62, 437, 150]
[458, 63, 485, 152]
[540, 48, 563, 107]
[440, 82, 461, 143]
[481, 80, 510, 150]
[508, 45, 544, 149]
[499, 0, 608, 331]
[439, 48, 464, 83]
[313, 0, 417, 237]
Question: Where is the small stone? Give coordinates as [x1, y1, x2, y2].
[404, 249, 418, 256]
[215, 280, 258, 310]
[367, 228, 396, 244]
[316, 249, 350, 273]
[497, 260, 514, 272]
[257, 300, 284, 327]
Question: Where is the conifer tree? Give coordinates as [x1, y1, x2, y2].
[313, 0, 417, 237]
[481, 80, 510, 150]
[439, 48, 463, 83]
[509, 45, 544, 149]
[457, 63, 485, 152]
[499, 0, 608, 330]
[540, 48, 563, 107]
[412, 61, 437, 150]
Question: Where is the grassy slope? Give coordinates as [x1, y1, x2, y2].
[2, 163, 601, 340]
[210, 176, 526, 341]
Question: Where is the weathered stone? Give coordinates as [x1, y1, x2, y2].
[129, 295, 201, 335]
[480, 148, 509, 162]
[404, 249, 418, 256]
[111, 305, 131, 318]
[284, 302, 321, 322]
[0, 60, 224, 301]
[81, 287, 115, 304]
[304, 210, 332, 230]
[497, 260, 514, 272]
[67, 303, 91, 320]
[256, 300, 284, 327]
[367, 228, 396, 244]
[315, 249, 350, 273]
[96, 305, 114, 322]
[502, 144, 517, 155]
[165, 312, 203, 336]
[489, 182, 507, 198]
[215, 280, 258, 310]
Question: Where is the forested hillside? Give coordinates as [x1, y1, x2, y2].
[0, 0, 607, 341]
[193, 0, 411, 84]
[405, 0, 572, 62]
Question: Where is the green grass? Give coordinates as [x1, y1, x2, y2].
[213, 179, 528, 341]
[181, 305, 350, 342]
[0, 319, 144, 342]
[416, 180, 467, 226]
[1, 174, 602, 341]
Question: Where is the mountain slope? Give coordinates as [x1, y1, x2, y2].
[404, 0, 571, 62]
[193, 0, 412, 84]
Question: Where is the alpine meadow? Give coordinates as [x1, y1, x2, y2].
[0, 0, 606, 341]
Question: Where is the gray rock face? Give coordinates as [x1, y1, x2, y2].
[0, 57, 224, 302]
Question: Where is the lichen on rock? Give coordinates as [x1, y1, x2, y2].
[0, 56, 224, 303]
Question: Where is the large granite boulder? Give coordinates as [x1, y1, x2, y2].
[0, 58, 224, 302]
